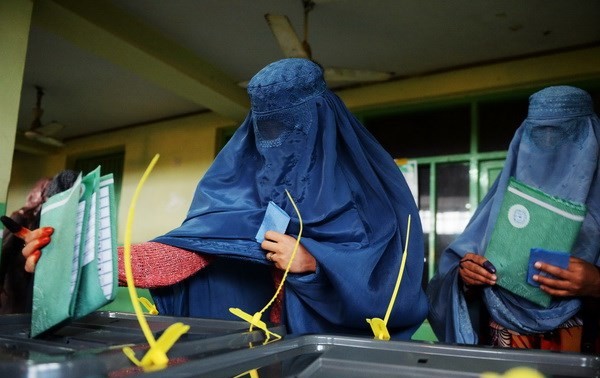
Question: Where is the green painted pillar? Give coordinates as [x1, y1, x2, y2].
[0, 0, 33, 250]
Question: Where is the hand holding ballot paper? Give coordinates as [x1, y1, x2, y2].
[19, 167, 118, 337]
[533, 256, 600, 298]
[484, 178, 586, 308]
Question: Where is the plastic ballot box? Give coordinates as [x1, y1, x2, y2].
[0, 311, 285, 377]
[139, 334, 600, 378]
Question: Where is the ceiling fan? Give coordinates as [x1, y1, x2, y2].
[24, 86, 65, 147]
[265, 0, 393, 84]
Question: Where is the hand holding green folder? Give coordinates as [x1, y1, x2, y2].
[485, 178, 586, 308]
[31, 167, 118, 337]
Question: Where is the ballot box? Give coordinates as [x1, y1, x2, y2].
[140, 334, 600, 378]
[0, 311, 286, 377]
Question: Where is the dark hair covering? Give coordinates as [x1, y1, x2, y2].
[45, 170, 79, 199]
[0, 170, 79, 314]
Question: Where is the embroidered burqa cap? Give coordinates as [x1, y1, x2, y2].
[153, 58, 428, 338]
[427, 86, 600, 344]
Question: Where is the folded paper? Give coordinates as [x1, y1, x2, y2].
[255, 201, 290, 243]
[31, 167, 117, 337]
[485, 177, 585, 308]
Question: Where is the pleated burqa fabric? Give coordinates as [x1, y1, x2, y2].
[152, 58, 428, 338]
[427, 86, 600, 344]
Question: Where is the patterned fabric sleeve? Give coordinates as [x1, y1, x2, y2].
[117, 242, 213, 288]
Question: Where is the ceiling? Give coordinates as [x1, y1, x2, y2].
[15, 0, 600, 150]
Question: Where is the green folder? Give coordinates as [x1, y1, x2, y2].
[485, 177, 586, 308]
[73, 169, 118, 318]
[31, 167, 118, 337]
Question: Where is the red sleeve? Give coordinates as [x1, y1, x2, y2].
[118, 242, 213, 288]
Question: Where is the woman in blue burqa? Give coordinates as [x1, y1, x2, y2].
[427, 86, 600, 351]
[22, 58, 428, 339]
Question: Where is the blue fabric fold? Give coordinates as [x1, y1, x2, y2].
[427, 86, 600, 344]
[152, 58, 428, 339]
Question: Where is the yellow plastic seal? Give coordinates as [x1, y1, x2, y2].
[234, 368, 260, 378]
[366, 318, 390, 340]
[139, 297, 159, 315]
[481, 366, 546, 378]
[121, 154, 190, 372]
[229, 308, 282, 342]
[229, 189, 302, 342]
[366, 214, 412, 340]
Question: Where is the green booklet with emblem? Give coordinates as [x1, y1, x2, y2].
[31, 167, 118, 337]
[485, 177, 586, 308]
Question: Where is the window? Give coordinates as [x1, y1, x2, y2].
[478, 97, 528, 152]
[364, 105, 471, 158]
[433, 162, 470, 264]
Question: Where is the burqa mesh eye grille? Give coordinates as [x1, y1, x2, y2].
[525, 86, 594, 150]
[247, 59, 323, 148]
[525, 119, 588, 150]
[253, 102, 313, 148]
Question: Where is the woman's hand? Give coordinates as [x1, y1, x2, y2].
[534, 256, 600, 298]
[458, 252, 497, 286]
[22, 227, 54, 273]
[261, 230, 317, 273]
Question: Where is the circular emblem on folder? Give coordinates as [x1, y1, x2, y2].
[508, 204, 530, 228]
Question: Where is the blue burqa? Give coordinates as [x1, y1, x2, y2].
[427, 86, 600, 344]
[152, 58, 428, 338]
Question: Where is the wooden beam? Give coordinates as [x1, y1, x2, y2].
[32, 0, 250, 121]
[339, 46, 600, 112]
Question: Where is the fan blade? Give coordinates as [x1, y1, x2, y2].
[24, 130, 65, 147]
[323, 67, 393, 83]
[265, 14, 310, 59]
[35, 121, 64, 136]
[33, 134, 65, 147]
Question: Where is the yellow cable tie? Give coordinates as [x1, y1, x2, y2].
[366, 214, 412, 340]
[121, 154, 189, 371]
[366, 318, 390, 341]
[229, 308, 282, 341]
[123, 323, 203, 371]
[233, 341, 263, 378]
[230, 189, 302, 341]
[234, 340, 261, 378]
[122, 346, 143, 367]
[481, 366, 546, 378]
[234, 370, 260, 378]
[139, 322, 190, 370]
[139, 297, 159, 315]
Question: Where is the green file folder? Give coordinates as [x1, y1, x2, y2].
[73, 170, 118, 318]
[31, 167, 118, 337]
[485, 177, 586, 308]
